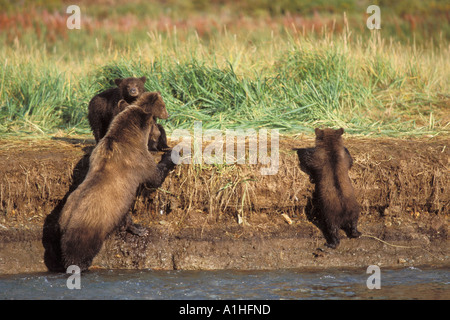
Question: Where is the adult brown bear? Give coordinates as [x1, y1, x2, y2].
[59, 101, 175, 271]
[87, 76, 169, 151]
[296, 128, 361, 248]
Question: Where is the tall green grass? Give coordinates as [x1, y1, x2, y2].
[0, 24, 448, 137]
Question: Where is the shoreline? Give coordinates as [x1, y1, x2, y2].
[0, 222, 448, 274]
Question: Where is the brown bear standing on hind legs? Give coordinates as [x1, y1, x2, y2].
[59, 99, 175, 272]
[296, 128, 361, 248]
[88, 76, 169, 151]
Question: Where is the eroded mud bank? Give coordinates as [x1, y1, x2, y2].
[0, 136, 448, 274]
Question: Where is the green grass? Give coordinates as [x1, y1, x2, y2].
[0, 1, 448, 138]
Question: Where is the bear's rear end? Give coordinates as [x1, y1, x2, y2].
[297, 128, 361, 248]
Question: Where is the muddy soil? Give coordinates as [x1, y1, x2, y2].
[0, 135, 448, 274]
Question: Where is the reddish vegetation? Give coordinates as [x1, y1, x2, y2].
[1, 1, 447, 45]
[0, 9, 383, 44]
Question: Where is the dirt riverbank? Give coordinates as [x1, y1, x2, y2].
[0, 135, 448, 274]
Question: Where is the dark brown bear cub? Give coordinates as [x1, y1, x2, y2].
[297, 128, 361, 248]
[88, 76, 169, 151]
[118, 91, 169, 151]
[59, 102, 175, 272]
[88, 77, 147, 142]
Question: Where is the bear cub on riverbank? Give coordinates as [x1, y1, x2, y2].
[296, 128, 361, 248]
[118, 91, 169, 152]
[59, 101, 175, 272]
[88, 76, 169, 151]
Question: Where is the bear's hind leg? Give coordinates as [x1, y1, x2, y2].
[344, 221, 362, 239]
[322, 224, 340, 249]
[342, 211, 361, 239]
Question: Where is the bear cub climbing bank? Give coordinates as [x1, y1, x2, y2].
[297, 128, 361, 248]
[59, 101, 175, 272]
[88, 76, 168, 151]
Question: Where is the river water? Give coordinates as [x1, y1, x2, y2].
[0, 267, 448, 300]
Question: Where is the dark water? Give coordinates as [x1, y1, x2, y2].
[0, 267, 449, 300]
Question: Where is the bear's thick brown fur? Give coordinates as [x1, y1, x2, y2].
[296, 128, 361, 248]
[118, 91, 169, 151]
[59, 102, 175, 271]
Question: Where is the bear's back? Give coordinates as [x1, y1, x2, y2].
[313, 134, 355, 211]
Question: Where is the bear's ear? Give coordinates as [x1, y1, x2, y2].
[314, 128, 324, 139]
[139, 76, 147, 83]
[337, 128, 344, 135]
[114, 78, 123, 86]
[118, 99, 129, 111]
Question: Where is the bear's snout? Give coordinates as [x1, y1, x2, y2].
[161, 110, 169, 119]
